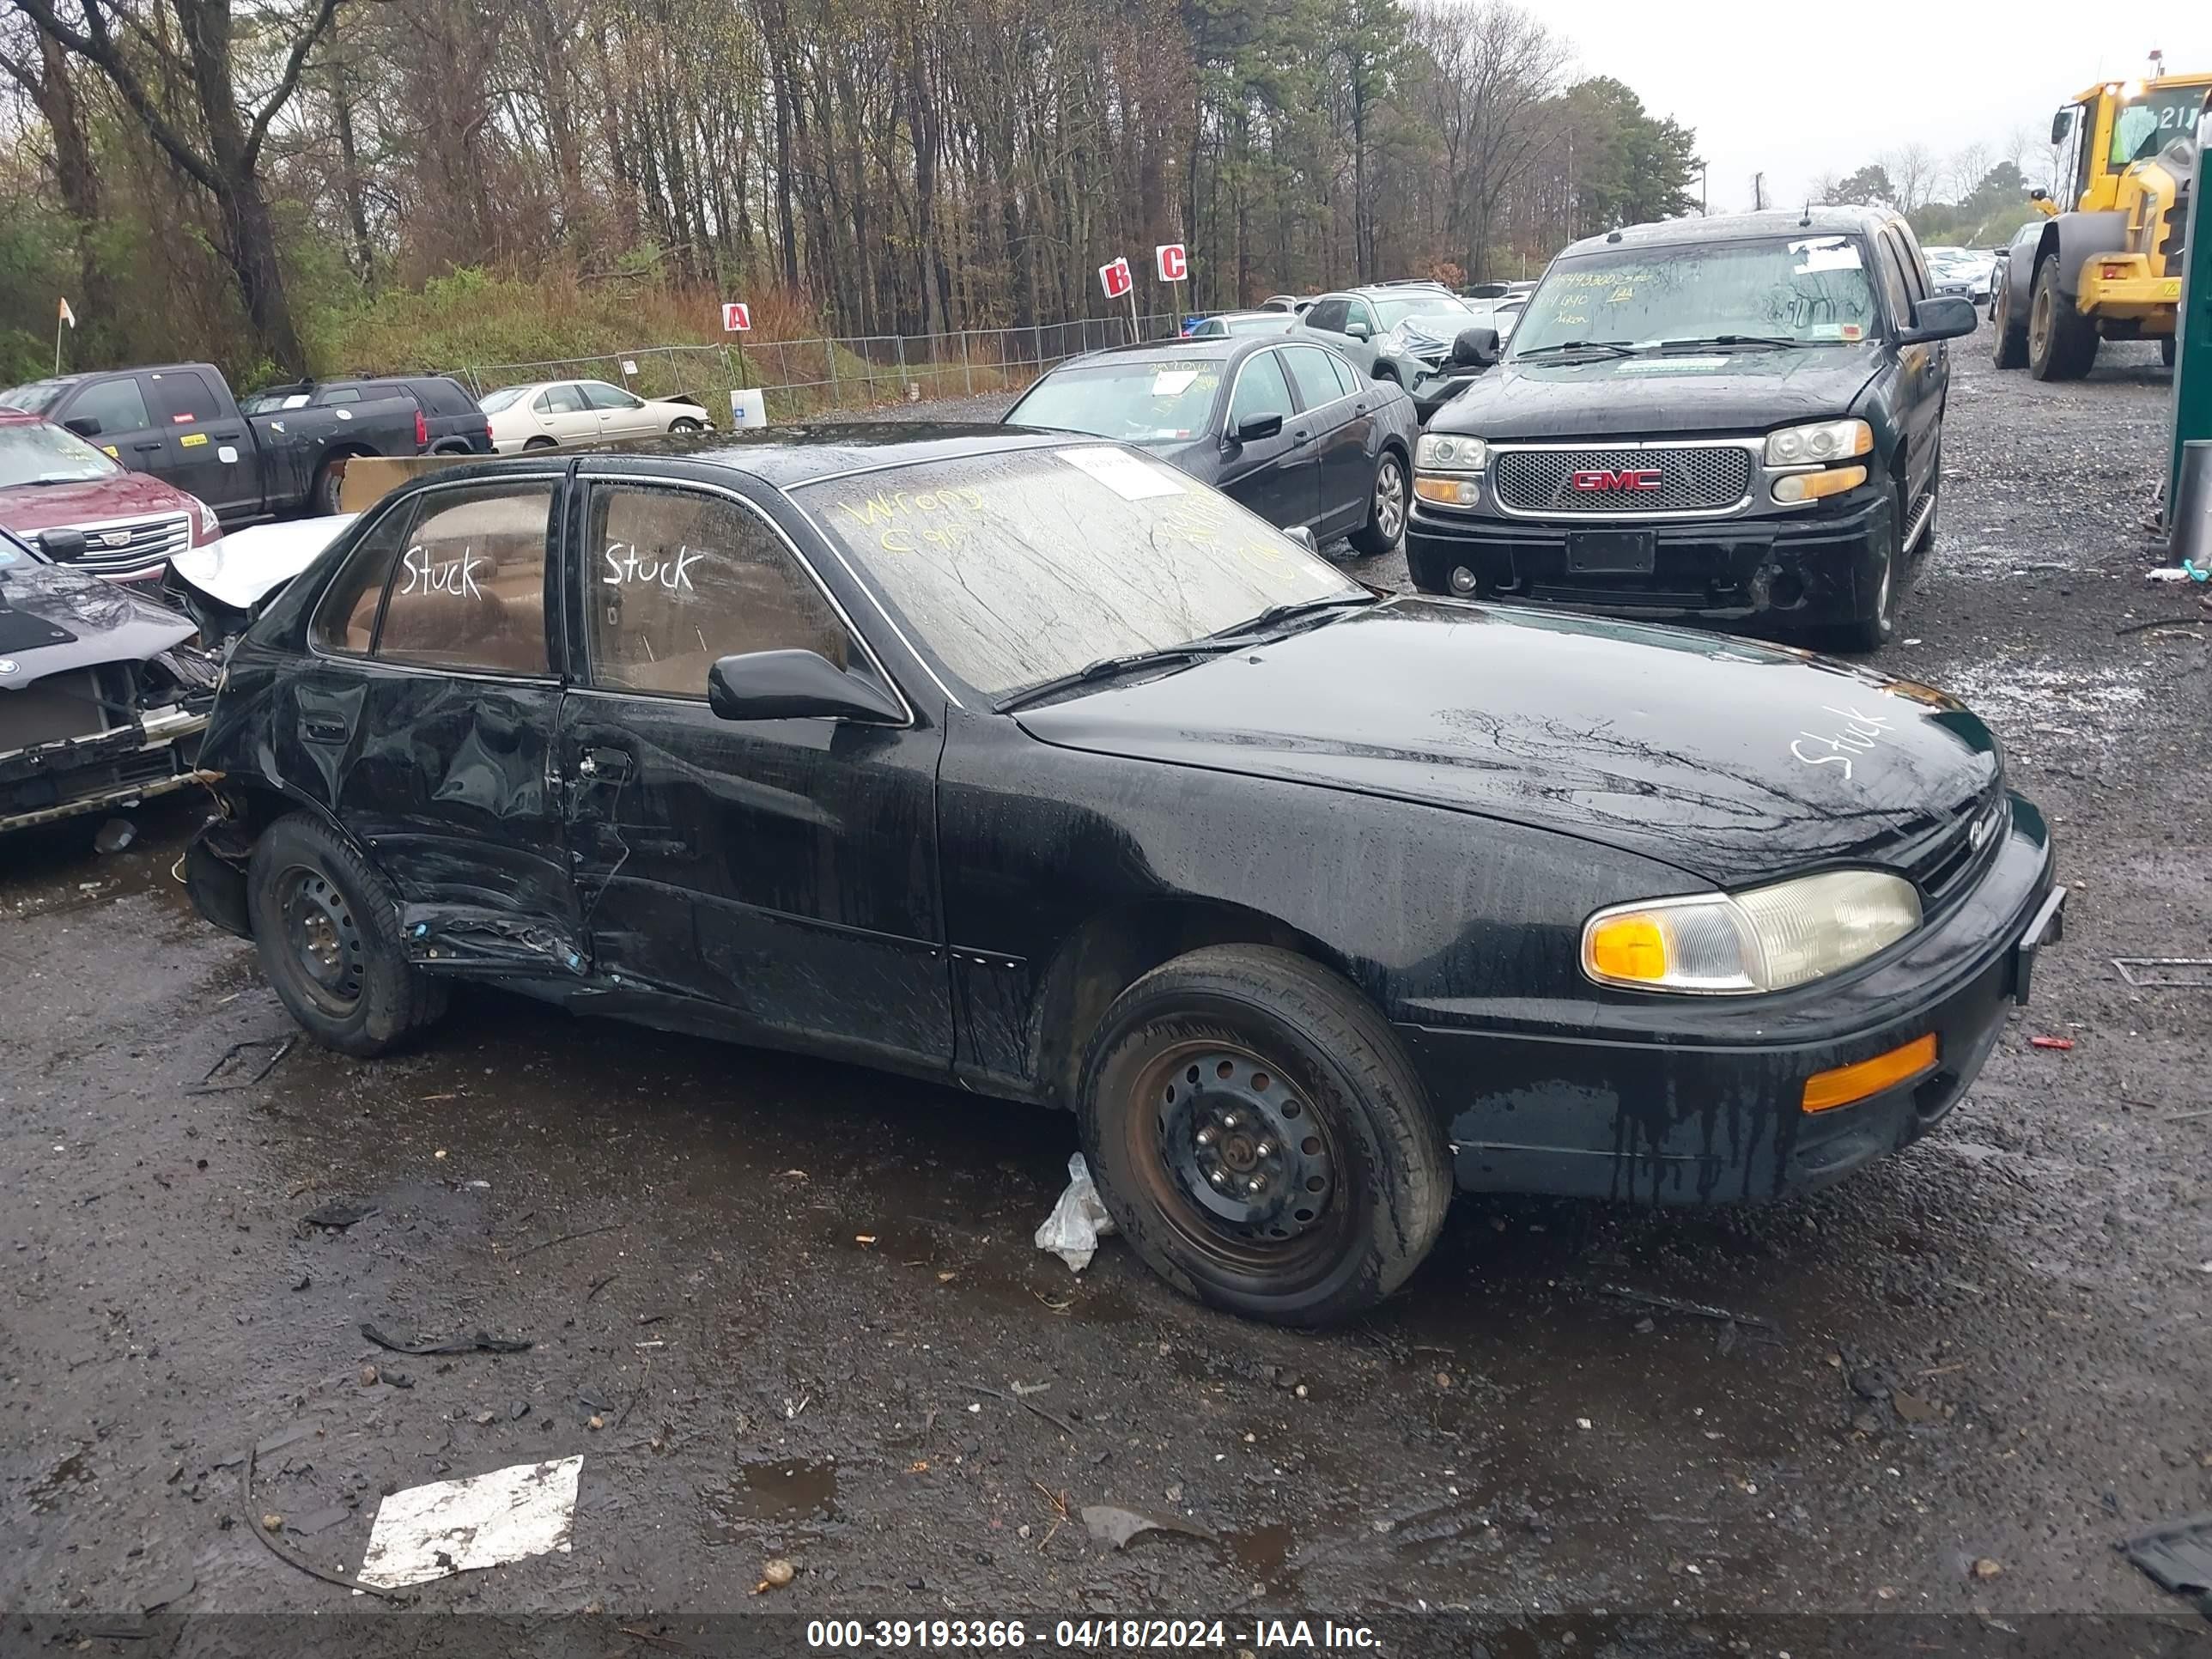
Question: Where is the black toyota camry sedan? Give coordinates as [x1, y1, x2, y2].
[1004, 336, 1417, 555]
[181, 428, 2063, 1324]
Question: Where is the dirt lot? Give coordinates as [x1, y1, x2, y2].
[3, 339, 2209, 1647]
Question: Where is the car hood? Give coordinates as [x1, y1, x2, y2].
[0, 559, 196, 688]
[1433, 343, 1883, 441]
[170, 514, 356, 610]
[0, 470, 198, 536]
[1014, 599, 1999, 887]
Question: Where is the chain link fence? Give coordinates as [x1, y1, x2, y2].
[437, 312, 1188, 424]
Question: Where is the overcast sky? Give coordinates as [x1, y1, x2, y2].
[1548, 5, 2212, 214]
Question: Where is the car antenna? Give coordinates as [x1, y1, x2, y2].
[1799, 201, 1814, 227]
[1605, 227, 1623, 243]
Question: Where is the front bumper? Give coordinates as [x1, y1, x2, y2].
[1, 705, 213, 834]
[1397, 798, 2060, 1204]
[2077, 267, 2182, 325]
[1406, 489, 1895, 630]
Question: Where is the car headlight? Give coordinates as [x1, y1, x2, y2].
[1765, 418, 1872, 467]
[1415, 434, 1487, 472]
[1581, 869, 1921, 994]
[193, 495, 221, 543]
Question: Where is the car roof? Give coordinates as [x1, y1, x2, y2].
[405, 424, 1085, 490]
[1558, 206, 1900, 258]
[1053, 336, 1272, 368]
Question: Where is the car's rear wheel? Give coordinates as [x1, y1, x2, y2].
[2027, 258, 2099, 381]
[1077, 945, 1450, 1326]
[311, 458, 349, 517]
[522, 436, 557, 451]
[1348, 450, 1407, 556]
[1991, 276, 2028, 369]
[246, 813, 447, 1057]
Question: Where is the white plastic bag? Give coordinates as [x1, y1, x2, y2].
[1034, 1152, 1116, 1272]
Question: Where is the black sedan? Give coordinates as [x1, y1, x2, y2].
[181, 430, 2063, 1325]
[1004, 337, 1415, 556]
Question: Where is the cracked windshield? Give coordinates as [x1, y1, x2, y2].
[799, 447, 1358, 695]
[1512, 236, 1883, 353]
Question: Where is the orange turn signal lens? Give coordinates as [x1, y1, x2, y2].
[1585, 913, 1668, 982]
[1802, 1032, 1938, 1114]
[1414, 476, 1480, 506]
[1772, 465, 1868, 504]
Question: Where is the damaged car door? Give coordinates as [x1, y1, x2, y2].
[559, 473, 954, 1062]
[289, 474, 581, 970]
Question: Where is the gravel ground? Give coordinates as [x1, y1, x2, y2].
[3, 336, 2209, 1644]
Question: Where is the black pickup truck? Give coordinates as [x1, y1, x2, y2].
[0, 365, 477, 526]
[1404, 207, 1978, 649]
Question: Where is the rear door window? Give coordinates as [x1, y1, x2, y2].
[1282, 346, 1345, 411]
[375, 485, 555, 674]
[538, 385, 586, 415]
[313, 506, 414, 654]
[147, 369, 223, 426]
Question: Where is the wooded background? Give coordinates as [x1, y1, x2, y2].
[0, 0, 1704, 386]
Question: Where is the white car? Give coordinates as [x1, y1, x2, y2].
[478, 380, 714, 453]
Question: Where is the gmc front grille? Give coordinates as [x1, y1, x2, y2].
[1492, 444, 1754, 517]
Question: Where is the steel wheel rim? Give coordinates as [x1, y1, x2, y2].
[1374, 459, 1406, 542]
[278, 864, 365, 1016]
[2028, 279, 2051, 360]
[1126, 1038, 1349, 1275]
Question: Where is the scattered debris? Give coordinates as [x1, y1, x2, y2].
[1011, 1381, 1053, 1397]
[94, 817, 137, 855]
[300, 1200, 377, 1231]
[242, 1440, 408, 1601]
[2028, 1036, 2075, 1051]
[1598, 1285, 1782, 1335]
[358, 1455, 583, 1589]
[2112, 958, 2212, 989]
[1035, 1153, 1116, 1272]
[1893, 1391, 1942, 1425]
[284, 1506, 351, 1537]
[1972, 1557, 2004, 1579]
[252, 1422, 321, 1459]
[290, 1273, 311, 1292]
[358, 1364, 380, 1389]
[2118, 1512, 2212, 1620]
[753, 1558, 797, 1595]
[195, 1037, 295, 1093]
[360, 1322, 533, 1357]
[966, 1382, 1079, 1438]
[1082, 1504, 1214, 1550]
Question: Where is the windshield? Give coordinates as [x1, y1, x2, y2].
[0, 380, 69, 416]
[2111, 85, 2206, 165]
[1512, 236, 1881, 353]
[798, 447, 1361, 697]
[0, 420, 122, 488]
[1223, 314, 1294, 334]
[1005, 360, 1225, 444]
[1373, 294, 1470, 329]
[479, 386, 531, 413]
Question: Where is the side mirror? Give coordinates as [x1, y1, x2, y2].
[1344, 320, 1371, 341]
[64, 416, 101, 438]
[1447, 326, 1501, 368]
[707, 648, 903, 723]
[2028, 187, 2050, 203]
[1230, 412, 1284, 445]
[40, 527, 89, 563]
[1899, 295, 1978, 344]
[1290, 526, 1319, 555]
[2049, 107, 2072, 146]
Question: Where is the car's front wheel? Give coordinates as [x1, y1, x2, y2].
[246, 813, 448, 1057]
[1077, 945, 1450, 1326]
[670, 417, 705, 434]
[1832, 478, 1908, 653]
[1348, 450, 1407, 556]
[2027, 258, 2099, 380]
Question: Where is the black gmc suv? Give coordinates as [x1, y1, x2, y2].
[1404, 208, 1978, 648]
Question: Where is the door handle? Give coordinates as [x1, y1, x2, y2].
[1291, 429, 1312, 448]
[134, 441, 164, 453]
[301, 717, 351, 744]
[576, 747, 634, 782]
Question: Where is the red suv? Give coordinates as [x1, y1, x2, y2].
[0, 409, 221, 584]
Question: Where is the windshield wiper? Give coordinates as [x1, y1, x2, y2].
[994, 646, 1226, 713]
[1514, 340, 1644, 359]
[1655, 335, 1803, 351]
[1204, 592, 1377, 642]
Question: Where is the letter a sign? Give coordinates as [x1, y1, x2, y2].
[1156, 244, 1187, 283]
[1098, 257, 1133, 301]
[721, 301, 752, 332]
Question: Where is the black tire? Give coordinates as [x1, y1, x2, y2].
[1076, 945, 1451, 1327]
[1371, 362, 1400, 386]
[522, 436, 557, 451]
[1831, 477, 1906, 653]
[2162, 336, 2178, 368]
[1990, 276, 2028, 369]
[310, 457, 349, 517]
[669, 416, 705, 434]
[1348, 448, 1407, 556]
[246, 812, 448, 1057]
[2027, 258, 2099, 381]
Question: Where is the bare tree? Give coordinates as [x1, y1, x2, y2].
[7, 0, 345, 373]
[1406, 0, 1565, 281]
[1945, 140, 1991, 203]
[1881, 141, 1936, 213]
[1807, 170, 1843, 206]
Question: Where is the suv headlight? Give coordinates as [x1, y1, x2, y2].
[1581, 869, 1920, 994]
[1415, 434, 1487, 471]
[1765, 418, 1872, 467]
[193, 495, 222, 543]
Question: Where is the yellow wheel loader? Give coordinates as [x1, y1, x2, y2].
[1991, 64, 2207, 380]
